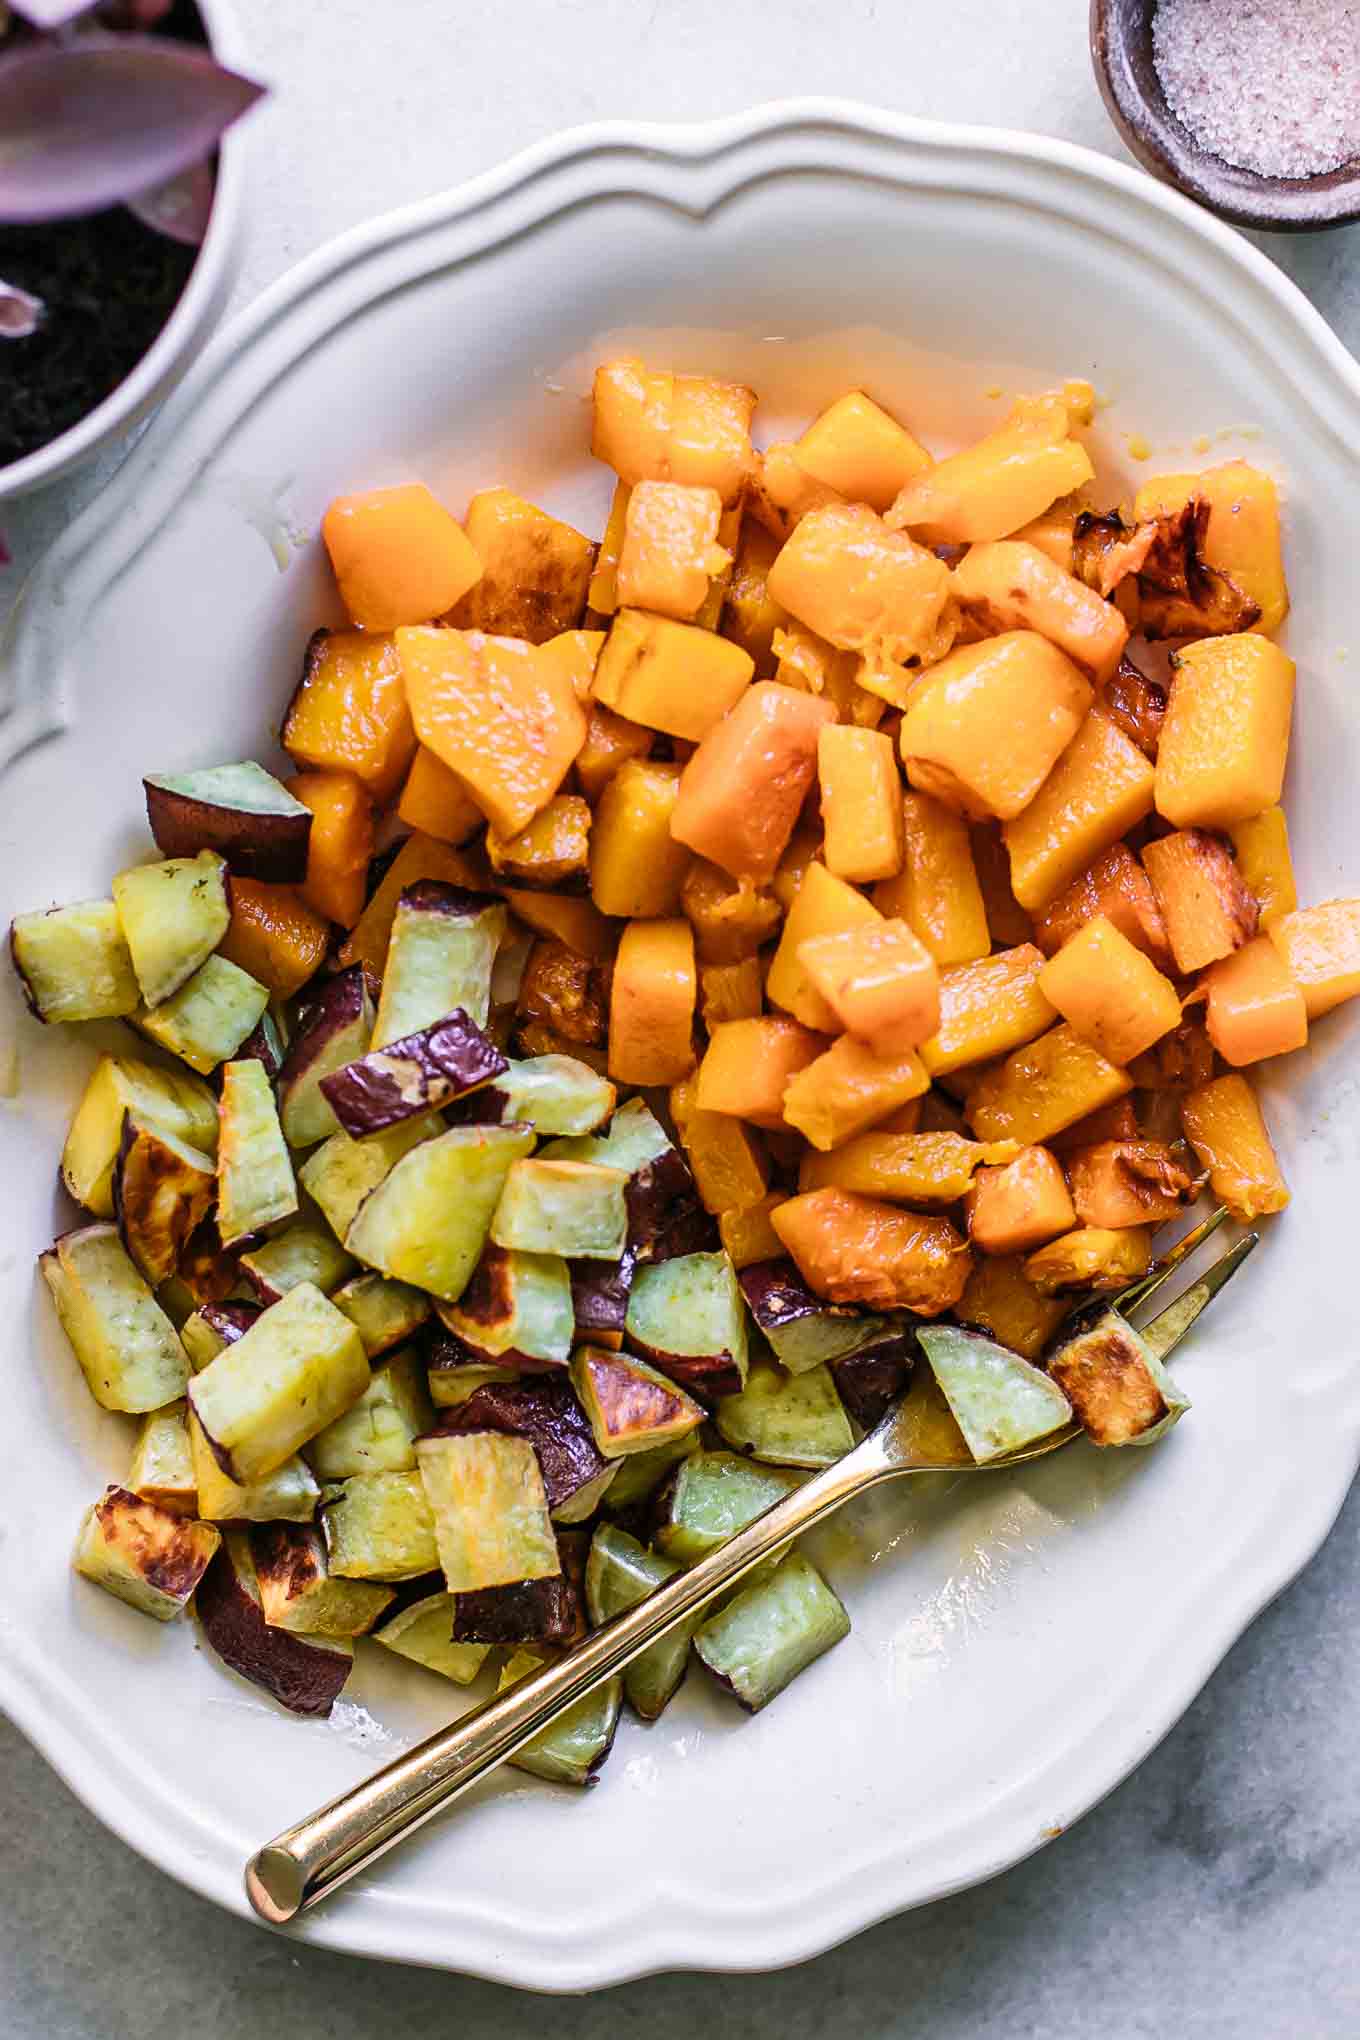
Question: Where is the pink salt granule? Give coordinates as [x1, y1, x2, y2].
[1153, 0, 1360, 180]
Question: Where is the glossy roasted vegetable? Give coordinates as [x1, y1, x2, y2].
[1047, 1304, 1189, 1447]
[111, 1117, 214, 1287]
[671, 681, 835, 885]
[321, 1470, 439, 1580]
[446, 489, 594, 641]
[1141, 828, 1259, 974]
[41, 1224, 188, 1413]
[1002, 711, 1156, 913]
[964, 1144, 1076, 1255]
[438, 1243, 574, 1365]
[434, 1375, 616, 1523]
[196, 1530, 352, 1717]
[715, 1359, 854, 1467]
[624, 1250, 750, 1399]
[899, 631, 1091, 821]
[306, 1349, 433, 1479]
[695, 1550, 849, 1712]
[73, 1485, 218, 1623]
[917, 1325, 1072, 1461]
[216, 1057, 298, 1246]
[144, 762, 314, 882]
[134, 954, 270, 1075]
[250, 1522, 395, 1637]
[188, 1282, 368, 1485]
[1036, 913, 1181, 1066]
[967, 1023, 1131, 1145]
[283, 630, 417, 805]
[497, 1648, 623, 1785]
[345, 1123, 535, 1300]
[372, 1594, 489, 1685]
[571, 1345, 706, 1459]
[1180, 1073, 1289, 1220]
[416, 1432, 560, 1593]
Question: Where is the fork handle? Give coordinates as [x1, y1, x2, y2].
[245, 1444, 880, 1923]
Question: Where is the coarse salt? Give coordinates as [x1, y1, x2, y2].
[1153, 0, 1360, 180]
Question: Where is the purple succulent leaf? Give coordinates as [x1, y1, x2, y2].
[9, 0, 102, 26]
[0, 281, 45, 338]
[127, 157, 216, 245]
[0, 38, 265, 226]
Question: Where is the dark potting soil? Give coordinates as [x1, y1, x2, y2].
[0, 208, 198, 469]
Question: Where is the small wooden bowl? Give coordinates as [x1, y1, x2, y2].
[1091, 0, 1360, 232]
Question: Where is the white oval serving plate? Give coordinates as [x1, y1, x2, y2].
[2, 101, 1359, 1991]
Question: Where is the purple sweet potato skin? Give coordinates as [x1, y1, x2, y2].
[627, 1148, 713, 1263]
[571, 1254, 634, 1345]
[277, 965, 369, 1106]
[739, 1257, 856, 1334]
[433, 1377, 609, 1513]
[143, 777, 312, 883]
[626, 1339, 743, 1404]
[195, 1543, 350, 1718]
[451, 1532, 587, 1645]
[199, 1301, 262, 1344]
[320, 1010, 508, 1135]
[829, 1332, 916, 1429]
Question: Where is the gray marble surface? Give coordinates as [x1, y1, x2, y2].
[4, 2, 1360, 2030]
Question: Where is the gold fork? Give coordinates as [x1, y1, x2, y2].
[245, 1206, 1255, 1925]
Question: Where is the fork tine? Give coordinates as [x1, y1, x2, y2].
[1138, 1232, 1259, 1362]
[1115, 1204, 1231, 1318]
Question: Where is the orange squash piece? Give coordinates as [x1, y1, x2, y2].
[793, 391, 931, 512]
[589, 759, 689, 918]
[951, 540, 1129, 685]
[1180, 1073, 1289, 1220]
[322, 483, 482, 632]
[967, 1022, 1132, 1144]
[1202, 935, 1308, 1065]
[874, 793, 990, 965]
[699, 957, 763, 1028]
[671, 682, 837, 886]
[587, 480, 630, 618]
[680, 858, 782, 966]
[288, 770, 374, 929]
[781, 1034, 929, 1151]
[498, 890, 614, 962]
[592, 360, 756, 507]
[800, 1131, 1017, 1204]
[771, 825, 825, 911]
[773, 622, 886, 729]
[339, 831, 489, 978]
[592, 609, 754, 741]
[955, 1252, 1068, 1360]
[1142, 828, 1259, 974]
[1155, 633, 1294, 828]
[282, 629, 417, 803]
[1228, 806, 1296, 931]
[487, 796, 591, 890]
[615, 480, 730, 621]
[919, 944, 1056, 1077]
[765, 502, 956, 673]
[1033, 841, 1172, 970]
[772, 1189, 971, 1316]
[817, 726, 904, 883]
[749, 444, 844, 542]
[217, 879, 329, 1000]
[574, 700, 655, 802]
[965, 1145, 1076, 1255]
[1267, 900, 1360, 1019]
[1003, 711, 1156, 912]
[671, 1074, 769, 1214]
[719, 1193, 789, 1268]
[1133, 461, 1288, 636]
[608, 919, 696, 1086]
[1024, 1226, 1151, 1296]
[1037, 914, 1182, 1066]
[537, 628, 606, 703]
[444, 488, 593, 643]
[797, 919, 940, 1055]
[765, 861, 881, 1030]
[719, 519, 788, 674]
[399, 626, 586, 839]
[695, 1016, 826, 1128]
[396, 745, 484, 845]
[969, 821, 1033, 948]
[886, 390, 1095, 545]
[1064, 1139, 1197, 1229]
[898, 631, 1092, 821]
[1048, 1097, 1140, 1153]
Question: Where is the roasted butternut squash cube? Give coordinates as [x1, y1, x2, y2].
[1180, 1072, 1289, 1219]
[1228, 806, 1296, 931]
[1025, 1225, 1151, 1295]
[1033, 841, 1172, 970]
[1201, 936, 1308, 1065]
[671, 682, 836, 887]
[797, 919, 939, 1055]
[537, 628, 606, 703]
[592, 360, 755, 506]
[500, 889, 614, 961]
[396, 745, 484, 845]
[671, 1075, 769, 1212]
[614, 481, 730, 621]
[289, 770, 374, 929]
[967, 1022, 1132, 1144]
[592, 609, 754, 741]
[399, 627, 586, 839]
[587, 479, 630, 617]
[873, 793, 989, 964]
[1267, 899, 1360, 1018]
[771, 825, 825, 911]
[799, 1131, 1017, 1204]
[1049, 1097, 1140, 1153]
[773, 622, 885, 728]
[772, 1189, 970, 1316]
[1142, 828, 1258, 974]
[1064, 1139, 1196, 1229]
[574, 700, 654, 802]
[681, 857, 782, 965]
[766, 861, 881, 1030]
[693, 503, 743, 632]
[765, 503, 956, 672]
[817, 726, 904, 883]
[793, 391, 931, 511]
[781, 1034, 929, 1151]
[919, 944, 1055, 1077]
[718, 1192, 789, 1268]
[749, 443, 844, 541]
[488, 795, 592, 890]
[444, 488, 593, 642]
[217, 879, 329, 1000]
[608, 919, 696, 1086]
[1010, 500, 1080, 572]
[1156, 634, 1294, 829]
[886, 391, 1095, 545]
[899, 632, 1092, 821]
[695, 1016, 826, 1129]
[337, 831, 487, 978]
[1037, 914, 1182, 1066]
[1133, 461, 1288, 636]
[589, 759, 689, 917]
[283, 630, 417, 803]
[323, 483, 482, 632]
[965, 1145, 1075, 1255]
[720, 519, 788, 673]
[955, 1252, 1067, 1360]
[1003, 712, 1156, 912]
[950, 540, 1128, 685]
[699, 956, 763, 1028]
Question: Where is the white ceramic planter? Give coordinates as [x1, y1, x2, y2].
[0, 0, 249, 501]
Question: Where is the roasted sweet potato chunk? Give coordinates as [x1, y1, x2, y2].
[608, 919, 696, 1086]
[1228, 807, 1296, 931]
[1003, 712, 1156, 913]
[951, 540, 1128, 685]
[781, 1035, 930, 1151]
[967, 1022, 1132, 1145]
[886, 388, 1095, 545]
[920, 944, 1055, 1078]
[695, 1016, 826, 1129]
[797, 919, 940, 1056]
[1202, 936, 1308, 1066]
[592, 609, 754, 741]
[1142, 828, 1259, 974]
[818, 726, 904, 883]
[1134, 461, 1287, 637]
[592, 360, 755, 507]
[793, 390, 931, 511]
[800, 1130, 1017, 1205]
[955, 1252, 1067, 1361]
[396, 746, 484, 846]
[217, 879, 329, 999]
[766, 502, 957, 681]
[615, 481, 730, 621]
[766, 862, 881, 1031]
[289, 770, 374, 929]
[1024, 1225, 1151, 1296]
[487, 796, 591, 890]
[1097, 654, 1167, 761]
